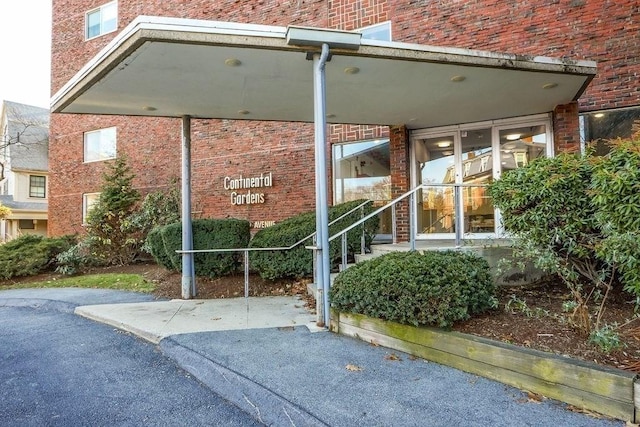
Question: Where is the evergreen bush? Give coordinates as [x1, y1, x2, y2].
[148, 218, 250, 278]
[249, 199, 378, 280]
[329, 250, 496, 328]
[0, 235, 75, 280]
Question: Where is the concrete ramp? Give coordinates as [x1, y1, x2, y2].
[75, 296, 320, 344]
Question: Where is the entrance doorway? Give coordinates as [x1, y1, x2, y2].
[411, 116, 552, 240]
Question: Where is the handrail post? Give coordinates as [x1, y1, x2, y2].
[341, 233, 348, 271]
[454, 184, 463, 248]
[409, 191, 416, 251]
[391, 203, 397, 244]
[244, 250, 249, 298]
[360, 205, 365, 255]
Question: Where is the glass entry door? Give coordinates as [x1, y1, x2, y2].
[412, 118, 551, 239]
[415, 128, 494, 238]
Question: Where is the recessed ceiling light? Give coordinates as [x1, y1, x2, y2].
[594, 113, 605, 118]
[344, 67, 360, 75]
[442, 150, 453, 156]
[225, 58, 242, 67]
[326, 113, 336, 118]
[237, 110, 250, 115]
[542, 83, 558, 89]
[437, 141, 452, 148]
[450, 75, 466, 82]
[143, 106, 157, 111]
[505, 134, 521, 141]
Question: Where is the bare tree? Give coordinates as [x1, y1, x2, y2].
[0, 101, 49, 182]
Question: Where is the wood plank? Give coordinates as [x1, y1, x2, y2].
[335, 312, 636, 422]
[338, 312, 635, 402]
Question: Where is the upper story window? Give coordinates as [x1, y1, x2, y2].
[84, 127, 116, 162]
[86, 1, 117, 40]
[29, 175, 46, 198]
[359, 21, 392, 41]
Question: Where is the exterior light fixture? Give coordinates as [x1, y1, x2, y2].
[542, 83, 558, 89]
[285, 26, 361, 50]
[344, 66, 360, 75]
[437, 141, 452, 148]
[225, 58, 242, 67]
[505, 134, 521, 141]
[450, 75, 466, 82]
[143, 106, 157, 111]
[326, 113, 336, 118]
[237, 110, 250, 115]
[594, 113, 605, 118]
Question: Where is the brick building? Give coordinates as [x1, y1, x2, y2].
[50, 1, 640, 242]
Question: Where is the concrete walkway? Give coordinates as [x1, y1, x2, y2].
[0, 288, 626, 427]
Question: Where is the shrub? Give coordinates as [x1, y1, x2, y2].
[129, 180, 181, 254]
[0, 235, 75, 280]
[148, 218, 250, 278]
[329, 250, 496, 329]
[85, 155, 141, 265]
[248, 200, 378, 280]
[489, 135, 640, 333]
[55, 236, 104, 275]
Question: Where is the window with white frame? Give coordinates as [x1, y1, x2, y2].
[86, 1, 117, 40]
[83, 193, 101, 224]
[84, 127, 116, 162]
[29, 175, 46, 198]
[359, 21, 392, 41]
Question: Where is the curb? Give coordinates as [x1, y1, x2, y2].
[159, 337, 329, 427]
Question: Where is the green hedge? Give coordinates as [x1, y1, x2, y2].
[249, 199, 378, 280]
[329, 250, 496, 328]
[0, 235, 76, 280]
[147, 218, 250, 278]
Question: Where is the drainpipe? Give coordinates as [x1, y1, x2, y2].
[313, 43, 331, 327]
[181, 115, 195, 299]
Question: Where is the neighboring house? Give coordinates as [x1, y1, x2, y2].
[0, 101, 49, 242]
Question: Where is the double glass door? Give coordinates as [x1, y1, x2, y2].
[412, 118, 550, 239]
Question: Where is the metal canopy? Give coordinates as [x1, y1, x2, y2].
[51, 16, 596, 129]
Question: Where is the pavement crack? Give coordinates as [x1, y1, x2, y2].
[243, 394, 263, 423]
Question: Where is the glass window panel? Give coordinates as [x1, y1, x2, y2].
[333, 138, 391, 234]
[499, 125, 547, 174]
[83, 193, 100, 223]
[29, 175, 46, 198]
[86, 10, 101, 38]
[360, 22, 392, 41]
[84, 127, 116, 162]
[581, 106, 640, 155]
[101, 3, 117, 33]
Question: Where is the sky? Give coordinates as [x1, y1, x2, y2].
[0, 0, 52, 109]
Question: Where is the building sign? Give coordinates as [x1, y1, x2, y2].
[251, 220, 276, 229]
[223, 172, 273, 205]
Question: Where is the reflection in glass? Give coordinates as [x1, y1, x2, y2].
[333, 139, 391, 234]
[460, 128, 494, 233]
[417, 136, 456, 234]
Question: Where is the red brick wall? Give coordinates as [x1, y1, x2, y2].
[388, 0, 640, 114]
[389, 125, 409, 241]
[553, 102, 581, 153]
[50, 0, 328, 236]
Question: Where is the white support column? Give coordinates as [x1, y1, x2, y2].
[181, 115, 195, 299]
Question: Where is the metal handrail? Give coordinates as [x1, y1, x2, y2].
[177, 198, 371, 255]
[328, 182, 491, 257]
[176, 199, 372, 301]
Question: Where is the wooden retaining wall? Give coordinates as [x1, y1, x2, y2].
[330, 310, 639, 423]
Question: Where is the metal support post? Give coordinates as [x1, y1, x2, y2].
[313, 43, 331, 327]
[181, 116, 195, 299]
